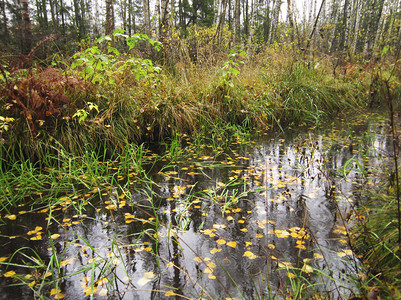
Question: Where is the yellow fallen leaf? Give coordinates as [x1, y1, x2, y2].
[243, 251, 257, 259]
[50, 234, 61, 240]
[167, 261, 174, 268]
[245, 242, 252, 247]
[208, 274, 216, 279]
[137, 271, 156, 286]
[226, 216, 234, 221]
[98, 288, 108, 296]
[216, 239, 226, 245]
[240, 228, 248, 232]
[210, 248, 222, 254]
[5, 214, 16, 220]
[302, 264, 314, 273]
[287, 272, 296, 279]
[0, 256, 9, 262]
[30, 234, 42, 241]
[193, 257, 202, 263]
[28, 280, 35, 287]
[165, 290, 176, 296]
[60, 258, 74, 267]
[3, 270, 16, 277]
[226, 241, 237, 248]
[213, 224, 227, 229]
[256, 234, 263, 238]
[314, 253, 323, 259]
[278, 261, 293, 268]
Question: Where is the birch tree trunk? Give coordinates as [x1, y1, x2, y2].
[234, 0, 240, 45]
[213, 0, 228, 45]
[350, 0, 362, 55]
[159, 0, 170, 42]
[268, 0, 281, 46]
[105, 0, 115, 37]
[142, 0, 151, 37]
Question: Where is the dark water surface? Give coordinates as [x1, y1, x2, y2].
[0, 114, 391, 299]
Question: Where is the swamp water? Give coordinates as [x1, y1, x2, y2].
[0, 114, 391, 299]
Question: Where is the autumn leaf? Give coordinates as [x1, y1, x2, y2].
[4, 214, 16, 220]
[165, 290, 176, 296]
[3, 270, 16, 277]
[216, 239, 226, 245]
[137, 271, 156, 286]
[301, 263, 314, 273]
[243, 251, 257, 259]
[226, 241, 237, 248]
[193, 257, 202, 263]
[210, 248, 222, 254]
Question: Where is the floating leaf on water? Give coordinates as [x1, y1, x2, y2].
[18, 211, 27, 215]
[216, 239, 226, 245]
[245, 242, 252, 247]
[278, 261, 293, 268]
[256, 234, 263, 238]
[333, 225, 347, 235]
[60, 258, 75, 267]
[226, 241, 237, 248]
[240, 228, 248, 232]
[275, 230, 290, 238]
[28, 280, 35, 287]
[208, 274, 216, 279]
[243, 251, 257, 259]
[210, 248, 222, 254]
[30, 234, 42, 241]
[314, 253, 324, 259]
[98, 288, 108, 296]
[287, 272, 296, 279]
[268, 244, 275, 249]
[165, 290, 176, 296]
[193, 257, 202, 263]
[213, 224, 227, 229]
[232, 208, 242, 213]
[238, 220, 245, 224]
[3, 270, 16, 277]
[295, 244, 306, 250]
[301, 264, 314, 273]
[226, 216, 234, 221]
[5, 214, 16, 220]
[0, 256, 9, 262]
[137, 271, 156, 286]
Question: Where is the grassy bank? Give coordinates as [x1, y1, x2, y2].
[0, 33, 369, 164]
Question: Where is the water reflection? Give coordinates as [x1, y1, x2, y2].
[0, 116, 389, 299]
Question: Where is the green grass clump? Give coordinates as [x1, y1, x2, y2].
[353, 191, 401, 298]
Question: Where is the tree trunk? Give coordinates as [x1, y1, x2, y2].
[159, 0, 170, 43]
[213, 0, 228, 45]
[286, 0, 295, 44]
[350, 0, 362, 55]
[234, 0, 240, 45]
[363, 0, 385, 59]
[142, 0, 151, 37]
[247, 0, 256, 56]
[20, 0, 32, 54]
[48, 0, 58, 33]
[1, 0, 8, 38]
[105, 0, 115, 37]
[268, 0, 281, 46]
